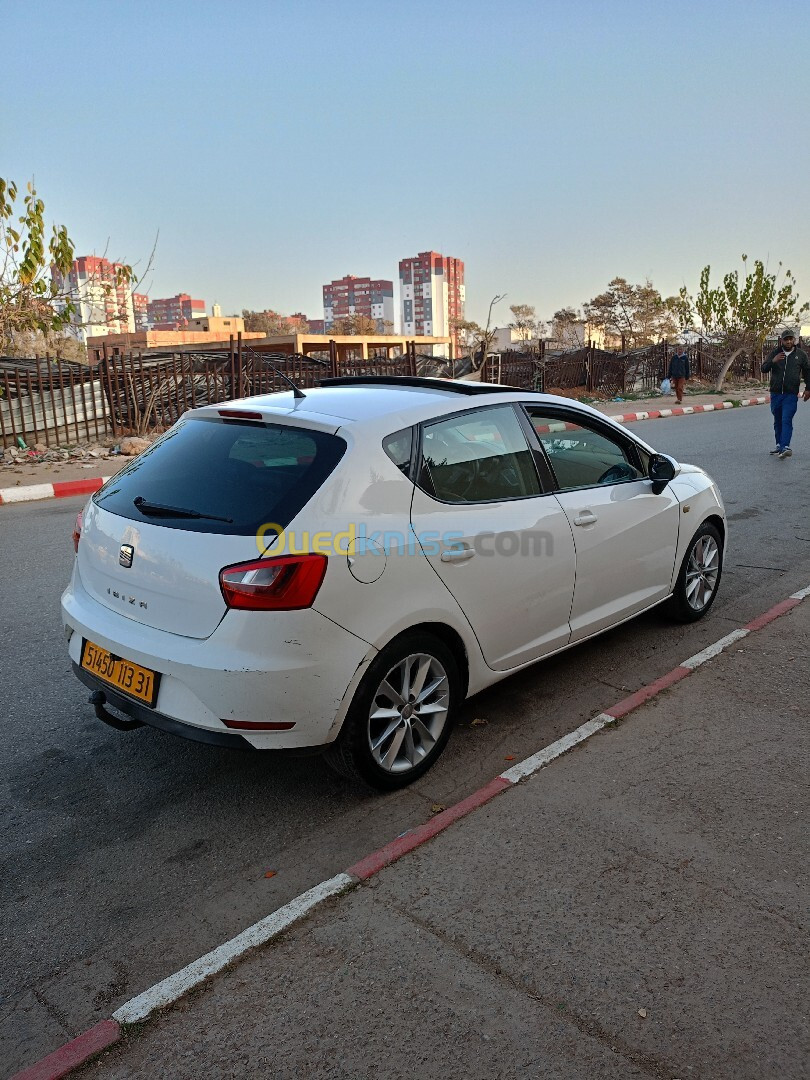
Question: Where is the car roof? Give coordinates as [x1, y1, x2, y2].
[192, 377, 651, 448]
[200, 379, 541, 423]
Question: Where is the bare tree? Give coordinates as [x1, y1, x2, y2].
[508, 303, 542, 349]
[454, 293, 506, 369]
[549, 307, 585, 349]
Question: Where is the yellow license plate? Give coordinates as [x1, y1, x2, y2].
[81, 640, 159, 707]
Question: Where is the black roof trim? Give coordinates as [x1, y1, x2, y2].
[318, 375, 520, 395]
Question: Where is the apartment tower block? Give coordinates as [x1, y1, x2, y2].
[323, 275, 395, 332]
[399, 251, 465, 356]
[57, 255, 136, 343]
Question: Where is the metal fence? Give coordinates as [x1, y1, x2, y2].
[481, 341, 766, 395]
[0, 337, 772, 449]
[0, 341, 424, 448]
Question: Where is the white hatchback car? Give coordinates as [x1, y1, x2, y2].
[62, 377, 725, 789]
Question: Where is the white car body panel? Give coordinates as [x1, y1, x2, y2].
[77, 501, 257, 639]
[554, 480, 681, 641]
[410, 485, 577, 668]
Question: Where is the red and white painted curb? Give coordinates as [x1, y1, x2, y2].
[0, 396, 771, 508]
[11, 579, 810, 1080]
[0, 476, 111, 506]
[611, 395, 768, 424]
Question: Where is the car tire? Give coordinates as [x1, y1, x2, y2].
[667, 521, 723, 623]
[324, 631, 460, 791]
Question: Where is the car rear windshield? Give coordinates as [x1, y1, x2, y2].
[94, 416, 346, 535]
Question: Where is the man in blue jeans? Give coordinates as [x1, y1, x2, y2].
[761, 330, 810, 458]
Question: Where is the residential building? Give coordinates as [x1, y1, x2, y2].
[399, 251, 465, 357]
[323, 275, 395, 333]
[132, 293, 149, 332]
[147, 293, 206, 330]
[55, 255, 136, 343]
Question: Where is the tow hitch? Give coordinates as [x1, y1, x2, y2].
[89, 690, 144, 731]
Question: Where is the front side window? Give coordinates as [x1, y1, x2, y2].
[525, 409, 643, 491]
[418, 405, 541, 503]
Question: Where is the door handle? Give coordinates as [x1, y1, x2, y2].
[573, 510, 598, 526]
[440, 546, 476, 563]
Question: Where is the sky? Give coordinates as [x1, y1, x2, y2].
[4, 0, 809, 328]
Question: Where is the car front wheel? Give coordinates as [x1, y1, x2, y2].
[324, 631, 460, 790]
[668, 521, 723, 622]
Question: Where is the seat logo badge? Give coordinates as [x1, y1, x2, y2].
[119, 544, 134, 568]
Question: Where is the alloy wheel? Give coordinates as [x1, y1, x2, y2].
[367, 653, 450, 774]
[685, 534, 720, 612]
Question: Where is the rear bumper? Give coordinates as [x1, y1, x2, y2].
[73, 663, 252, 748]
[62, 567, 374, 749]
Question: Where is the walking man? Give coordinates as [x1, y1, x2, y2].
[668, 345, 690, 404]
[762, 330, 810, 458]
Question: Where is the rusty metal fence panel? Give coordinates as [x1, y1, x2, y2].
[0, 358, 110, 448]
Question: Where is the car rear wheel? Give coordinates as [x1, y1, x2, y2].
[667, 522, 723, 622]
[324, 631, 460, 790]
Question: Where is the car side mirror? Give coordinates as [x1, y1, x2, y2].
[648, 453, 678, 494]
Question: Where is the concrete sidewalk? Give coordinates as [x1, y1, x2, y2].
[59, 592, 808, 1080]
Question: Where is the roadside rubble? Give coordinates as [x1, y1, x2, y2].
[1, 435, 151, 471]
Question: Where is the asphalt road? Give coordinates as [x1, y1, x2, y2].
[2, 404, 809, 1075]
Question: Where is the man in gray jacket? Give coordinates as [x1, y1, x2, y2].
[761, 329, 810, 458]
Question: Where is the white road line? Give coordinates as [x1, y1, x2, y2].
[680, 629, 749, 670]
[112, 873, 354, 1025]
[790, 584, 810, 600]
[499, 714, 616, 784]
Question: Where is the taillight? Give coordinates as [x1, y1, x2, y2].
[219, 554, 327, 611]
[72, 510, 83, 554]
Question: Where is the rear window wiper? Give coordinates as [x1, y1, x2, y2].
[133, 496, 233, 523]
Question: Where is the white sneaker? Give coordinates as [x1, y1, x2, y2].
[779, 447, 792, 458]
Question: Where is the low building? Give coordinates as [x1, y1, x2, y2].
[85, 328, 265, 358]
[491, 327, 539, 353]
[185, 315, 245, 334]
[87, 332, 453, 369]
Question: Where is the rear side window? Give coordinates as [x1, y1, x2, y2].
[383, 427, 413, 475]
[94, 417, 346, 534]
